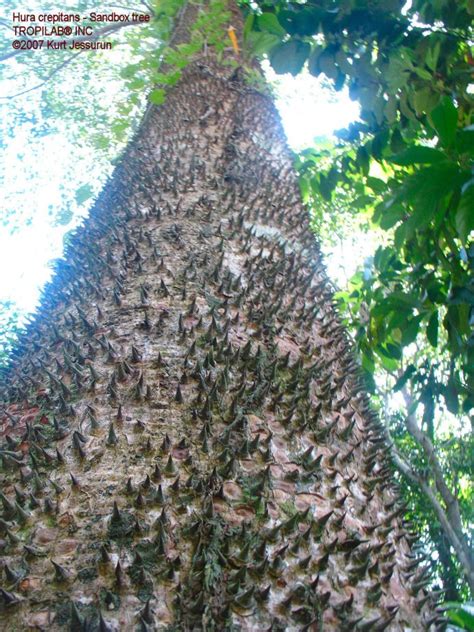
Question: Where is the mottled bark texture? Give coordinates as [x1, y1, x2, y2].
[0, 4, 437, 631]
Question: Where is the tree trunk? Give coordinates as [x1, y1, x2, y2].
[0, 3, 437, 630]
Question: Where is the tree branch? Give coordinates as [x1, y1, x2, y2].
[401, 388, 467, 548]
[391, 444, 474, 593]
[382, 409, 474, 594]
[140, 1, 155, 15]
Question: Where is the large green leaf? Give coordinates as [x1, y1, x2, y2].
[443, 601, 474, 631]
[318, 50, 339, 80]
[413, 86, 439, 117]
[384, 291, 421, 310]
[394, 364, 417, 391]
[270, 39, 311, 75]
[395, 164, 470, 235]
[456, 129, 474, 155]
[455, 181, 474, 243]
[448, 286, 474, 307]
[444, 377, 460, 415]
[376, 344, 400, 370]
[278, 7, 321, 36]
[401, 315, 423, 345]
[307, 46, 324, 77]
[386, 48, 413, 91]
[379, 204, 404, 230]
[257, 13, 286, 36]
[427, 311, 439, 348]
[246, 31, 281, 55]
[243, 13, 254, 40]
[430, 96, 458, 148]
[425, 38, 441, 71]
[366, 177, 386, 194]
[390, 146, 447, 165]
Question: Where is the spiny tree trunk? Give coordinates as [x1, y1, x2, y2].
[0, 3, 438, 631]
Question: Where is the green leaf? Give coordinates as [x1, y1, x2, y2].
[430, 96, 458, 147]
[278, 7, 320, 36]
[376, 345, 399, 371]
[399, 91, 417, 121]
[243, 13, 254, 41]
[387, 309, 412, 331]
[412, 65, 433, 81]
[443, 602, 474, 632]
[318, 173, 334, 200]
[356, 145, 370, 176]
[386, 49, 413, 91]
[257, 13, 286, 36]
[394, 365, 416, 391]
[412, 86, 439, 117]
[373, 245, 395, 272]
[371, 130, 389, 161]
[455, 181, 474, 244]
[384, 342, 402, 360]
[379, 204, 404, 230]
[299, 176, 310, 203]
[384, 96, 398, 123]
[366, 177, 386, 194]
[390, 128, 407, 153]
[335, 49, 353, 75]
[456, 129, 474, 155]
[445, 305, 465, 354]
[393, 164, 470, 238]
[270, 39, 311, 75]
[401, 315, 422, 345]
[307, 46, 324, 77]
[425, 38, 441, 71]
[127, 78, 146, 91]
[390, 146, 447, 165]
[427, 311, 439, 347]
[385, 291, 420, 310]
[394, 220, 413, 250]
[444, 378, 460, 415]
[448, 286, 474, 306]
[318, 50, 338, 80]
[361, 350, 375, 373]
[246, 31, 281, 56]
[153, 71, 182, 86]
[93, 135, 110, 150]
[149, 89, 166, 105]
[120, 64, 139, 79]
[75, 184, 93, 206]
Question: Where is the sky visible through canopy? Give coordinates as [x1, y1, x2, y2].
[0, 62, 361, 319]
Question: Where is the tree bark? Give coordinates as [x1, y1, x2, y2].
[0, 2, 437, 630]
